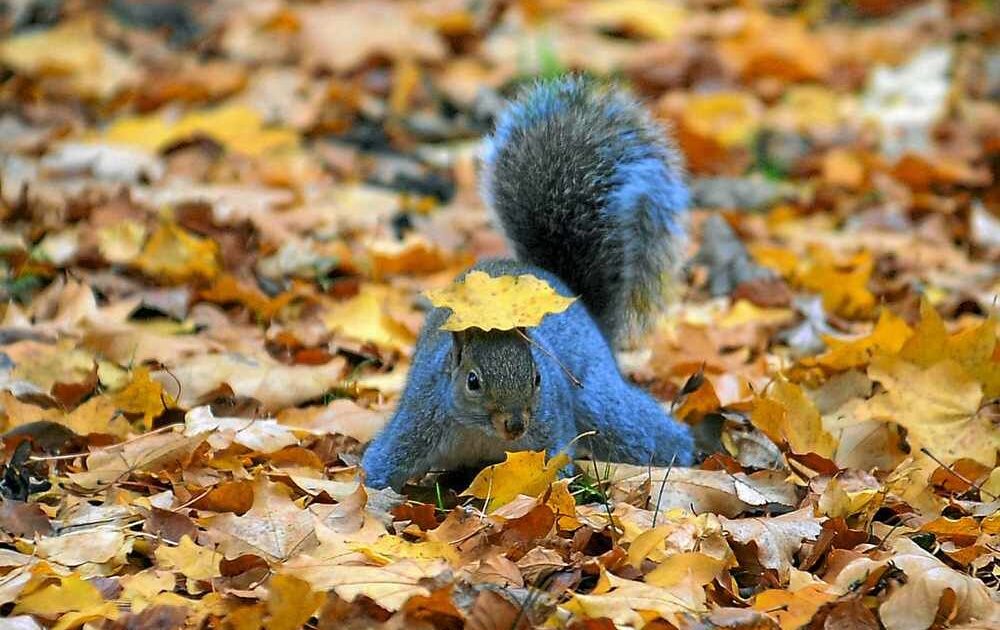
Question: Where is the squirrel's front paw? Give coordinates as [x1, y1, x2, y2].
[360, 449, 395, 490]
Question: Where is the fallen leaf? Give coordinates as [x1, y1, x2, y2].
[462, 450, 570, 512]
[133, 221, 220, 284]
[266, 574, 325, 630]
[113, 366, 168, 429]
[36, 527, 127, 567]
[276, 399, 388, 443]
[899, 300, 1000, 397]
[562, 572, 703, 626]
[0, 19, 138, 99]
[751, 377, 837, 458]
[350, 534, 461, 568]
[155, 352, 346, 412]
[861, 355, 997, 467]
[297, 1, 446, 73]
[104, 104, 298, 156]
[752, 584, 836, 629]
[67, 430, 204, 490]
[203, 478, 318, 562]
[832, 538, 998, 630]
[323, 285, 416, 352]
[154, 535, 223, 582]
[284, 559, 448, 612]
[573, 0, 687, 40]
[721, 508, 823, 577]
[645, 552, 729, 589]
[184, 406, 297, 453]
[808, 308, 913, 371]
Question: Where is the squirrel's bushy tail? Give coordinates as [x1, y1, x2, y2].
[481, 76, 688, 344]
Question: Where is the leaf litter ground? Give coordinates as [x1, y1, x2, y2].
[0, 1, 999, 629]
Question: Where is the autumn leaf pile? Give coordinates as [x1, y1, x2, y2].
[1, 1, 999, 629]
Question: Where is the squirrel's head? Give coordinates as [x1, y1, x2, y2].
[448, 328, 540, 440]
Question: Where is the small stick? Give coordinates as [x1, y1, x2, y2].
[651, 453, 677, 527]
[515, 328, 582, 388]
[920, 447, 995, 501]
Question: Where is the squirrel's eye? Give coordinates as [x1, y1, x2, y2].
[533, 371, 541, 388]
[466, 370, 481, 392]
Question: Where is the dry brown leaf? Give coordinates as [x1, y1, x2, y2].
[832, 538, 999, 630]
[721, 508, 823, 577]
[203, 478, 318, 562]
[154, 352, 346, 412]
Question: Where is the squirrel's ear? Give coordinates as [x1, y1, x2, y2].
[450, 330, 469, 368]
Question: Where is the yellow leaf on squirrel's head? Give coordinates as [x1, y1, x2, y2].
[425, 271, 576, 332]
[461, 450, 571, 512]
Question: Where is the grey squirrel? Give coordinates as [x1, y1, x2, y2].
[361, 76, 695, 491]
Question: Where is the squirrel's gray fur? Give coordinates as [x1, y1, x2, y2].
[362, 77, 694, 490]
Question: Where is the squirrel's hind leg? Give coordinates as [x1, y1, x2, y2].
[575, 373, 695, 468]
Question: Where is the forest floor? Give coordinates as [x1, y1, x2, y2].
[0, 1, 998, 628]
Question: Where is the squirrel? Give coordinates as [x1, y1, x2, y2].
[361, 76, 695, 491]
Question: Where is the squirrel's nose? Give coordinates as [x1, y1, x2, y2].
[504, 415, 525, 436]
[492, 410, 528, 440]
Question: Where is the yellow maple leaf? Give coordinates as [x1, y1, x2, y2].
[324, 285, 416, 351]
[266, 574, 325, 630]
[581, 0, 687, 40]
[0, 391, 130, 438]
[103, 103, 298, 156]
[627, 525, 673, 567]
[547, 478, 580, 531]
[461, 450, 571, 512]
[350, 535, 461, 567]
[862, 355, 998, 467]
[114, 367, 169, 430]
[8, 339, 97, 394]
[900, 299, 1000, 398]
[681, 92, 763, 148]
[425, 271, 576, 332]
[752, 584, 835, 630]
[751, 377, 837, 458]
[96, 220, 146, 264]
[61, 395, 129, 437]
[808, 308, 913, 371]
[562, 572, 702, 626]
[645, 552, 729, 588]
[816, 476, 879, 519]
[134, 221, 220, 284]
[51, 604, 120, 630]
[798, 247, 876, 320]
[13, 573, 105, 616]
[200, 274, 293, 320]
[0, 19, 136, 100]
[154, 535, 223, 582]
[750, 244, 799, 279]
